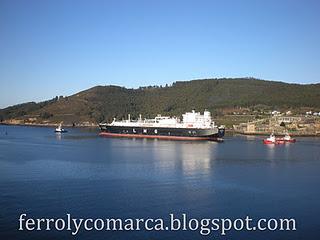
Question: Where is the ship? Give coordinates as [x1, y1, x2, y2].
[54, 122, 67, 133]
[99, 110, 225, 141]
[263, 132, 296, 144]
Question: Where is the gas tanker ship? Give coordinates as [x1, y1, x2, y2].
[99, 110, 225, 141]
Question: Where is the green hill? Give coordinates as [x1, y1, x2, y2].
[1, 78, 320, 125]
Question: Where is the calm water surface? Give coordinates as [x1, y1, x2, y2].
[0, 125, 319, 239]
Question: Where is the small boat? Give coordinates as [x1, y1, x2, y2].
[263, 132, 296, 144]
[55, 122, 67, 133]
[263, 133, 278, 144]
[277, 132, 296, 143]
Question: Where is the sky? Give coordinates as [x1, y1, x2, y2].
[0, 0, 320, 108]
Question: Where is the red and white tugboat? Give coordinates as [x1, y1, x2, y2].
[278, 132, 296, 143]
[263, 132, 296, 144]
[263, 133, 277, 144]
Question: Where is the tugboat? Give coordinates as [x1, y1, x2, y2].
[55, 122, 67, 133]
[278, 132, 296, 143]
[99, 110, 225, 141]
[263, 133, 277, 144]
[263, 132, 296, 144]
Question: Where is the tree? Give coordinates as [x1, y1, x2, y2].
[40, 112, 53, 119]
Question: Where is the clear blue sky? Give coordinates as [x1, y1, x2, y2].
[1, 0, 319, 108]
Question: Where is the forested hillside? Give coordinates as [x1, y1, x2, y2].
[1, 78, 319, 124]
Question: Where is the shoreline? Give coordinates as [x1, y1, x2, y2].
[232, 131, 320, 137]
[0, 122, 98, 128]
[1, 123, 319, 137]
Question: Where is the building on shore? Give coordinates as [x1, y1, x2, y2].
[233, 116, 320, 136]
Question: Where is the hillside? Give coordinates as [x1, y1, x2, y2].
[1, 78, 320, 125]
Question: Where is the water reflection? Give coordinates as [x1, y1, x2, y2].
[55, 133, 62, 140]
[108, 138, 218, 178]
[148, 140, 218, 177]
[265, 143, 276, 160]
[179, 142, 217, 176]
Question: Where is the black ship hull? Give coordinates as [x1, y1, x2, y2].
[99, 125, 225, 141]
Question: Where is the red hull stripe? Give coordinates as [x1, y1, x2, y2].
[99, 132, 219, 141]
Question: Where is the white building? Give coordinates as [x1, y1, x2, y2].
[306, 111, 312, 115]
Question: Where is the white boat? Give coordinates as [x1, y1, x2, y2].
[55, 123, 67, 133]
[280, 132, 296, 143]
[263, 133, 276, 144]
[263, 132, 296, 144]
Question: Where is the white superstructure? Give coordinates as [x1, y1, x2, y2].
[107, 110, 216, 129]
